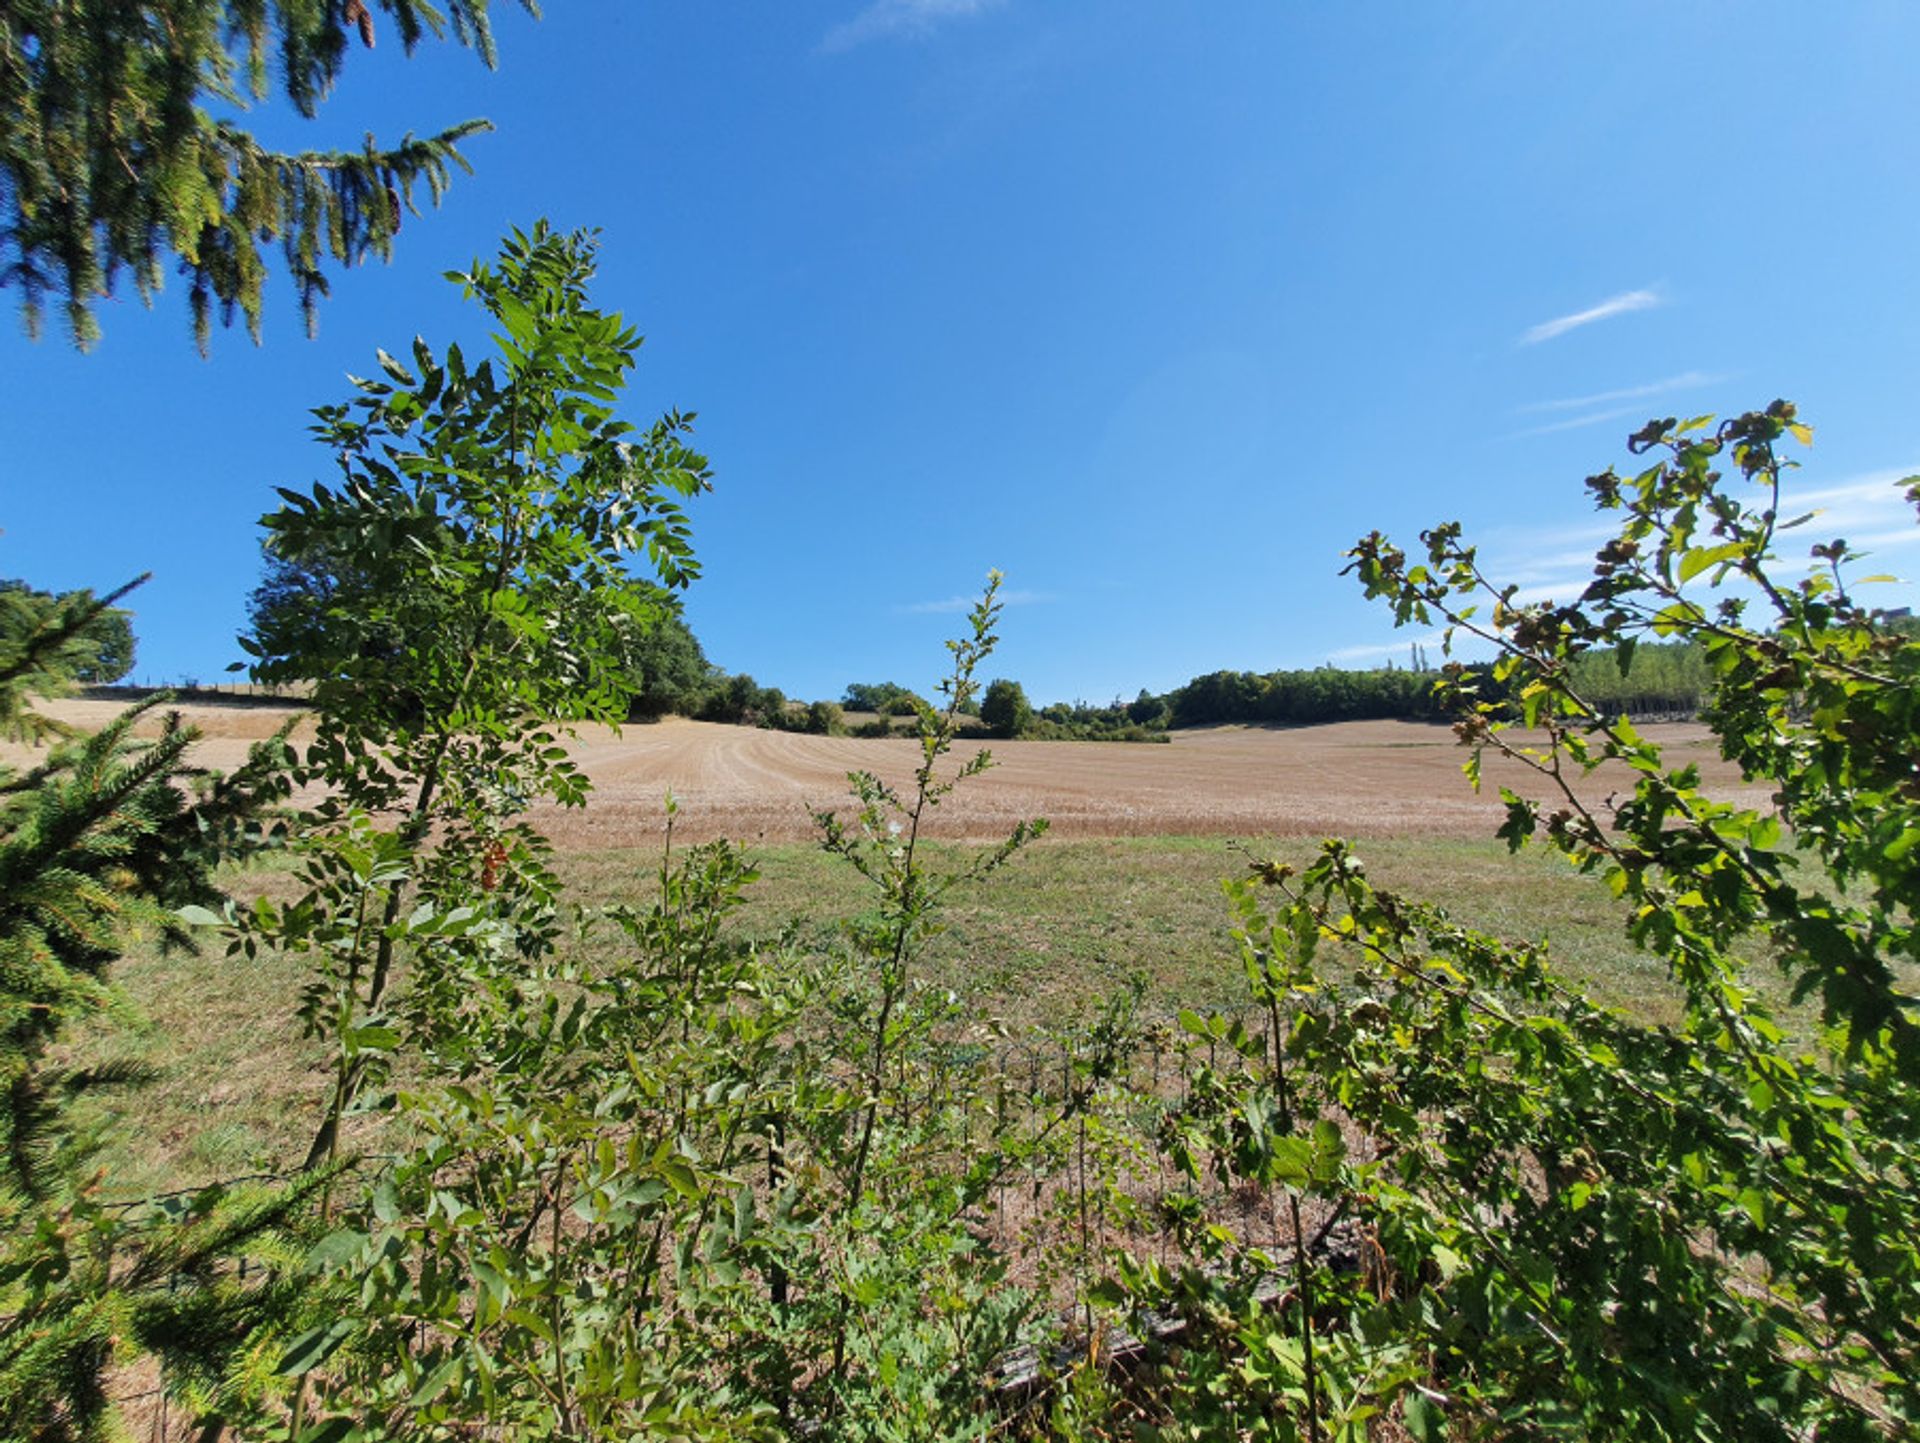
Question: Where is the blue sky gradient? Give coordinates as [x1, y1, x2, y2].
[5, 2, 1918, 701]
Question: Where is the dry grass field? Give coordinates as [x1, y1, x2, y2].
[24, 696, 1788, 1195]
[17, 697, 1767, 847]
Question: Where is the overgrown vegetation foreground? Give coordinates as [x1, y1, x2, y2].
[4, 229, 1917, 1441]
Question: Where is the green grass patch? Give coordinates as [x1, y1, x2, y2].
[565, 834, 1683, 1026]
[62, 833, 1743, 1198]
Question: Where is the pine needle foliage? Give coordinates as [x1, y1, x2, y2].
[0, 0, 540, 351]
[0, 696, 291, 1194]
[1, 564, 292, 1194]
[0, 585, 298, 1438]
[0, 573, 145, 743]
[0, 1167, 339, 1443]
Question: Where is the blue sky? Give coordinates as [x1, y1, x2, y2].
[5, 2, 1919, 703]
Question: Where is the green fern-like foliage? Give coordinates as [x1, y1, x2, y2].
[1, 0, 539, 350]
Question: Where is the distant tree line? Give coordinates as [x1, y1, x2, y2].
[1162, 663, 1457, 728]
[840, 680, 933, 717]
[1564, 640, 1711, 717]
[248, 540, 1719, 737]
[622, 637, 1722, 740]
[1156, 643, 1712, 730]
[1026, 689, 1169, 742]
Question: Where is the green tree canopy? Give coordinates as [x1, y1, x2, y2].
[620, 608, 714, 719]
[842, 680, 927, 715]
[242, 222, 711, 1171]
[0, 569, 293, 1437]
[1, 0, 534, 350]
[244, 221, 711, 806]
[979, 676, 1031, 738]
[1126, 687, 1167, 726]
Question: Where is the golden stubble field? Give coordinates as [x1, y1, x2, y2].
[18, 698, 1768, 847]
[27, 697, 1780, 1194]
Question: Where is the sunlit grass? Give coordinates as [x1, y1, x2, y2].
[60, 831, 1722, 1199]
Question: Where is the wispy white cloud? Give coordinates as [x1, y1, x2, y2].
[1506, 404, 1647, 440]
[898, 587, 1051, 615]
[1518, 370, 1723, 415]
[821, 0, 1004, 54]
[1777, 470, 1920, 518]
[1520, 288, 1662, 346]
[1770, 470, 1920, 570]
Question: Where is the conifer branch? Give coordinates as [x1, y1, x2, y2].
[0, 0, 534, 349]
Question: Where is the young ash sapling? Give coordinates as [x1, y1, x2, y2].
[231, 222, 712, 1172]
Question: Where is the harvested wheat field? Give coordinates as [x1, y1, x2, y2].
[15, 697, 1769, 846]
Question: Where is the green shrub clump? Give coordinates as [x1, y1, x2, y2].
[7, 221, 1913, 1443]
